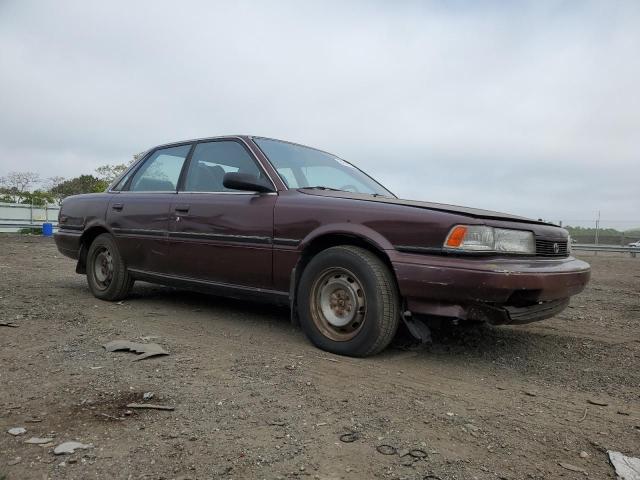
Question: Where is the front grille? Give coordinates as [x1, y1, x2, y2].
[535, 239, 569, 257]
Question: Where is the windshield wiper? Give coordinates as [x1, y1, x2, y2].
[299, 186, 344, 192]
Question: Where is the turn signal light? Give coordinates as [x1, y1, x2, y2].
[445, 226, 467, 247]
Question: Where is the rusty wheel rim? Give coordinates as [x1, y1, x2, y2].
[310, 267, 366, 342]
[93, 247, 113, 290]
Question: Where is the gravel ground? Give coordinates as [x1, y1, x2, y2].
[0, 235, 638, 480]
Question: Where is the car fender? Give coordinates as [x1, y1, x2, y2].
[297, 222, 395, 253]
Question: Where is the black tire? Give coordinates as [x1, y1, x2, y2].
[86, 233, 134, 301]
[297, 246, 400, 357]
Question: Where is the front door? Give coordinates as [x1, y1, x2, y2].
[167, 139, 276, 288]
[107, 144, 192, 274]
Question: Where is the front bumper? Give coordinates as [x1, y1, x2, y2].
[389, 251, 590, 324]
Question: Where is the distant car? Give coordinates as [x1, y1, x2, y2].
[54, 135, 591, 356]
[629, 241, 640, 248]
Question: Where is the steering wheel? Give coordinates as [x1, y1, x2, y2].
[339, 184, 360, 193]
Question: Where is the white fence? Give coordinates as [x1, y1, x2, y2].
[0, 202, 60, 233]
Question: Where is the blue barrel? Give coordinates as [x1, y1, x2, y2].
[42, 223, 53, 237]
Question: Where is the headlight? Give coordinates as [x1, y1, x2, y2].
[444, 225, 535, 254]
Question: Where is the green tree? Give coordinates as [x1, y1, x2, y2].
[20, 190, 55, 206]
[51, 175, 109, 199]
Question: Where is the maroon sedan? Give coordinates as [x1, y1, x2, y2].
[55, 136, 590, 356]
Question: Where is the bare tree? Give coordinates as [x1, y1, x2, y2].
[95, 154, 139, 184]
[0, 171, 41, 202]
[95, 164, 129, 183]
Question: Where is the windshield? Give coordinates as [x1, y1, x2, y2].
[254, 138, 394, 197]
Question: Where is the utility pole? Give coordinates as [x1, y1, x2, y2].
[594, 210, 601, 246]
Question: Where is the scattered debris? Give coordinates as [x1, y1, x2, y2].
[139, 335, 161, 341]
[54, 441, 92, 455]
[587, 399, 609, 407]
[340, 432, 360, 443]
[7, 427, 26, 436]
[409, 449, 428, 459]
[103, 340, 169, 361]
[126, 403, 175, 411]
[523, 390, 538, 397]
[143, 392, 154, 400]
[97, 413, 124, 421]
[579, 451, 590, 458]
[268, 420, 286, 426]
[559, 462, 588, 475]
[608, 451, 640, 480]
[320, 356, 339, 363]
[0, 321, 19, 327]
[376, 444, 397, 455]
[24, 437, 54, 444]
[398, 448, 410, 457]
[577, 408, 588, 423]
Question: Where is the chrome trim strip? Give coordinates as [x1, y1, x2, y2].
[112, 228, 273, 245]
[273, 237, 301, 247]
[175, 191, 277, 195]
[169, 231, 272, 245]
[112, 228, 166, 237]
[395, 245, 443, 254]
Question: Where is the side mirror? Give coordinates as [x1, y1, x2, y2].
[222, 172, 275, 193]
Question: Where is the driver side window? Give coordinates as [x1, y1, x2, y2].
[183, 140, 264, 192]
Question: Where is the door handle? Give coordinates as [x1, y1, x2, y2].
[112, 203, 123, 211]
[174, 204, 190, 213]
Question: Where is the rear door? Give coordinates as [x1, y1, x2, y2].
[107, 144, 192, 274]
[167, 139, 276, 288]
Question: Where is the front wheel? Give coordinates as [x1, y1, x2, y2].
[86, 233, 134, 301]
[297, 246, 400, 357]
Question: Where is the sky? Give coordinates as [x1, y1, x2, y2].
[0, 0, 638, 228]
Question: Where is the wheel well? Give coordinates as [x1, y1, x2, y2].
[291, 234, 397, 315]
[76, 226, 109, 274]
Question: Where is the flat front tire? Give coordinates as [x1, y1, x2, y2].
[86, 233, 134, 301]
[297, 246, 400, 357]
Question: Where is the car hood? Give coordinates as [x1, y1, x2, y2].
[299, 190, 554, 226]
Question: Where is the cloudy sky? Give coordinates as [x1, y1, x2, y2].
[1, 1, 638, 228]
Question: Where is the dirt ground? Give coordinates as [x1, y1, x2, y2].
[1, 235, 638, 480]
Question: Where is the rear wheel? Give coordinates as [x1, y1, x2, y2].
[297, 246, 400, 357]
[86, 233, 134, 301]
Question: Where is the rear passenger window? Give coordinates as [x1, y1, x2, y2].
[183, 141, 265, 192]
[129, 145, 191, 192]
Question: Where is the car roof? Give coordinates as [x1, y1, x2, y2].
[149, 135, 340, 158]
